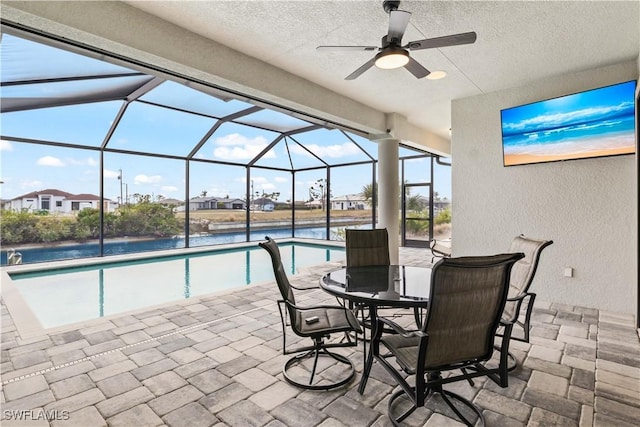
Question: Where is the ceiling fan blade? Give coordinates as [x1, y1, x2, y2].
[317, 45, 378, 52]
[406, 31, 477, 50]
[388, 10, 411, 42]
[345, 57, 377, 80]
[404, 57, 430, 79]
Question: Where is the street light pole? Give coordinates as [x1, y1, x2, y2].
[118, 169, 123, 207]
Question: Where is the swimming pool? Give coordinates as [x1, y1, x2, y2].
[1, 225, 359, 265]
[7, 241, 344, 329]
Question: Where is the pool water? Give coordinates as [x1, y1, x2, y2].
[9, 242, 344, 329]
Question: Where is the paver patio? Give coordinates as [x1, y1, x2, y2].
[1, 247, 639, 426]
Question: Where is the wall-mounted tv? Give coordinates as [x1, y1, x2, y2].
[501, 80, 637, 166]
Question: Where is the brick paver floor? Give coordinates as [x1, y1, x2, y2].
[1, 247, 639, 426]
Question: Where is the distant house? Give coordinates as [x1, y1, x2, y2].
[158, 198, 183, 206]
[189, 196, 245, 211]
[251, 197, 275, 212]
[434, 199, 451, 214]
[331, 194, 369, 211]
[5, 189, 116, 213]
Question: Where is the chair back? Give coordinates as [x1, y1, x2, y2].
[345, 228, 390, 267]
[503, 235, 553, 319]
[422, 253, 524, 369]
[259, 237, 295, 306]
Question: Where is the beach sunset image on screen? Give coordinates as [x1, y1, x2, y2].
[501, 80, 637, 166]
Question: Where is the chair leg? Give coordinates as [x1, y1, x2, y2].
[492, 344, 518, 372]
[386, 373, 486, 427]
[282, 338, 356, 391]
[387, 388, 420, 427]
[439, 389, 485, 427]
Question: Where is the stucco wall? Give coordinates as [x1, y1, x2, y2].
[451, 61, 638, 315]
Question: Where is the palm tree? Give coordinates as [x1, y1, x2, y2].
[360, 183, 376, 205]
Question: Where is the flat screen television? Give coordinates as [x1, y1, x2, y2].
[501, 80, 637, 166]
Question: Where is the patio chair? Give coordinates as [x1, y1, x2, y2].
[371, 253, 524, 426]
[429, 238, 451, 263]
[345, 228, 391, 267]
[346, 228, 427, 332]
[259, 236, 362, 390]
[498, 234, 553, 370]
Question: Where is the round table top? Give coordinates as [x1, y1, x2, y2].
[319, 265, 431, 308]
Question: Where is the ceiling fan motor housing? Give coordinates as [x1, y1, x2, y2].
[383, 1, 401, 14]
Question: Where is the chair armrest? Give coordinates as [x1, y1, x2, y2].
[430, 239, 452, 258]
[287, 302, 352, 312]
[378, 317, 427, 338]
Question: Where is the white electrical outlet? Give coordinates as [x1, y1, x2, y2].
[564, 267, 573, 278]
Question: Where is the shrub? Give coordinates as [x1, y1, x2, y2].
[0, 210, 40, 244]
[435, 208, 451, 225]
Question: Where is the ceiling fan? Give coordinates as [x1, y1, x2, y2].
[317, 0, 477, 80]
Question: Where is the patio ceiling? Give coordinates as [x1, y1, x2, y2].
[122, 0, 640, 141]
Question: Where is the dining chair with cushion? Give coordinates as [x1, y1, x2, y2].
[259, 236, 362, 390]
[498, 234, 553, 370]
[370, 252, 524, 426]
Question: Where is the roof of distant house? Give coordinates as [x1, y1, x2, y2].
[253, 197, 274, 204]
[189, 196, 245, 203]
[14, 189, 73, 199]
[11, 189, 109, 201]
[332, 194, 366, 202]
[159, 198, 184, 205]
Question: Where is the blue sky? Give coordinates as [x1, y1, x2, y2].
[0, 33, 451, 203]
[0, 134, 449, 203]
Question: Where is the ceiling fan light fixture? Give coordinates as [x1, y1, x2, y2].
[374, 48, 409, 69]
[426, 70, 447, 80]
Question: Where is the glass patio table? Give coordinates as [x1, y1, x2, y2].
[319, 265, 431, 394]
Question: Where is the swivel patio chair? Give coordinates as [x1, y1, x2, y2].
[498, 234, 553, 370]
[259, 236, 362, 390]
[371, 253, 524, 426]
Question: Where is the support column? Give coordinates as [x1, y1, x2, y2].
[378, 138, 400, 264]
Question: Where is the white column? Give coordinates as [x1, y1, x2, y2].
[378, 138, 400, 264]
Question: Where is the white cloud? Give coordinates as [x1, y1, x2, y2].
[0, 140, 13, 151]
[212, 133, 275, 160]
[67, 157, 98, 167]
[290, 142, 360, 158]
[274, 176, 288, 183]
[134, 174, 162, 184]
[104, 169, 121, 179]
[37, 156, 65, 167]
[20, 179, 43, 189]
[261, 183, 276, 191]
[161, 185, 178, 193]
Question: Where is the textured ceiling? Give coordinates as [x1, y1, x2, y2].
[125, 1, 640, 139]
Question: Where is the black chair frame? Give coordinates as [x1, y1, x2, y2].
[260, 236, 361, 391]
[275, 300, 358, 390]
[376, 317, 514, 426]
[371, 253, 524, 426]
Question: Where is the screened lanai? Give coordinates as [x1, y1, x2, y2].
[0, 29, 451, 265]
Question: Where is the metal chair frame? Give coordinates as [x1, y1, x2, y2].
[260, 236, 361, 391]
[371, 253, 524, 426]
